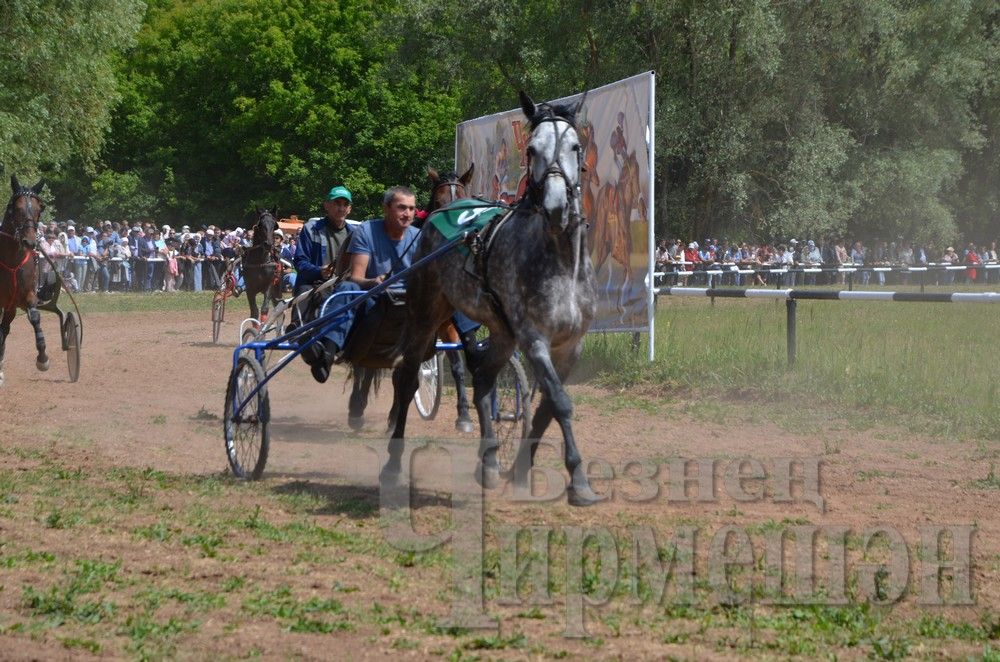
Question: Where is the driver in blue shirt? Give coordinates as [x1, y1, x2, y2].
[301, 186, 419, 383]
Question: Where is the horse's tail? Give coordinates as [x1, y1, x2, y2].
[344, 365, 387, 394]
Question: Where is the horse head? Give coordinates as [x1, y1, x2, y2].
[3, 175, 44, 250]
[427, 164, 474, 214]
[252, 206, 278, 248]
[519, 91, 583, 232]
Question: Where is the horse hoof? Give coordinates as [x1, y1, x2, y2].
[476, 462, 501, 490]
[567, 484, 602, 507]
[455, 418, 475, 433]
[348, 415, 365, 431]
[379, 464, 401, 488]
[36, 359, 50, 372]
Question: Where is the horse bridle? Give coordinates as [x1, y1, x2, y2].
[1, 189, 42, 249]
[431, 177, 466, 209]
[248, 211, 280, 265]
[523, 112, 583, 228]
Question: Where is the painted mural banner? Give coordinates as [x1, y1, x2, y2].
[455, 73, 655, 333]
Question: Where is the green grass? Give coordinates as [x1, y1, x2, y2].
[70, 291, 241, 315]
[578, 291, 1000, 441]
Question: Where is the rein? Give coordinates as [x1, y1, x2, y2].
[0, 250, 33, 312]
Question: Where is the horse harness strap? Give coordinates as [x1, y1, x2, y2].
[0, 249, 33, 312]
[464, 207, 518, 337]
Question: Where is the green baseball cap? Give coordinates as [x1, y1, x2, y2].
[326, 185, 352, 203]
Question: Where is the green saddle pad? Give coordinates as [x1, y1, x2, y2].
[428, 198, 506, 244]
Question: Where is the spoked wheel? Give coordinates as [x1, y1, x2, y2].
[224, 356, 270, 480]
[240, 326, 267, 367]
[491, 354, 531, 475]
[211, 291, 226, 344]
[63, 312, 81, 383]
[413, 352, 443, 420]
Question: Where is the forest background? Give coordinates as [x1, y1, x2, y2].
[2, 0, 998, 244]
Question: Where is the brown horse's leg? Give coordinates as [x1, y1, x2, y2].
[0, 307, 14, 385]
[26, 304, 49, 371]
[348, 368, 376, 431]
[246, 290, 260, 324]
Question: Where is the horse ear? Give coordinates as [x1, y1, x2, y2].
[256, 206, 264, 215]
[11, 174, 20, 192]
[31, 179, 45, 194]
[518, 91, 536, 119]
[427, 167, 439, 183]
[568, 96, 585, 125]
[460, 163, 474, 186]
[270, 206, 277, 216]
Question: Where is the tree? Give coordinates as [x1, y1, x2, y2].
[102, 0, 463, 223]
[0, 0, 145, 177]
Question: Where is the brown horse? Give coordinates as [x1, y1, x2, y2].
[0, 175, 48, 387]
[425, 165, 475, 432]
[242, 207, 281, 325]
[366, 166, 477, 433]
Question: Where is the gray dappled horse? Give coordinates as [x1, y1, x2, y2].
[0, 175, 49, 387]
[387, 92, 600, 506]
[242, 207, 281, 325]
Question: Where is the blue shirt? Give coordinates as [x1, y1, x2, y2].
[348, 219, 420, 283]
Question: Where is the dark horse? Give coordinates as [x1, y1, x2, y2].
[242, 207, 281, 325]
[0, 175, 48, 387]
[347, 166, 479, 434]
[422, 165, 475, 433]
[387, 92, 600, 506]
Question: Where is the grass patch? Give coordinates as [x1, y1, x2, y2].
[577, 294, 1000, 441]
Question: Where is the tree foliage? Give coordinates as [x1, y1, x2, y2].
[9, 0, 1000, 245]
[0, 0, 145, 177]
[99, 0, 461, 222]
[392, 0, 1000, 245]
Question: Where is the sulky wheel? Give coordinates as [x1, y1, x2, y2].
[413, 351, 443, 421]
[223, 355, 270, 480]
[491, 354, 531, 475]
[211, 291, 226, 344]
[63, 312, 81, 383]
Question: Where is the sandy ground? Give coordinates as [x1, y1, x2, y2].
[0, 309, 997, 659]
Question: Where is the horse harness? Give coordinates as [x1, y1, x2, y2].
[0, 189, 42, 312]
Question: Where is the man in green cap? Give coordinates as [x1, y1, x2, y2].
[292, 185, 355, 294]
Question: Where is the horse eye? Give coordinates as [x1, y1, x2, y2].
[527, 146, 536, 157]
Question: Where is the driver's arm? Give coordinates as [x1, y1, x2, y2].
[349, 252, 383, 289]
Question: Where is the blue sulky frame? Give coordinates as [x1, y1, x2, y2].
[227, 232, 468, 421]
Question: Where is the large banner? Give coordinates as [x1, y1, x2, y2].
[455, 72, 655, 333]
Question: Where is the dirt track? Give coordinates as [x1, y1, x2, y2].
[0, 309, 997, 659]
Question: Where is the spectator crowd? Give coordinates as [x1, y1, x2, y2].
[33, 219, 298, 294]
[655, 236, 1000, 287]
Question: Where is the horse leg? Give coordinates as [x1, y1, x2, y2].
[0, 307, 13, 386]
[468, 336, 515, 489]
[27, 305, 49, 372]
[519, 335, 598, 506]
[247, 290, 260, 326]
[383, 330, 440, 486]
[447, 349, 474, 432]
[348, 368, 375, 431]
